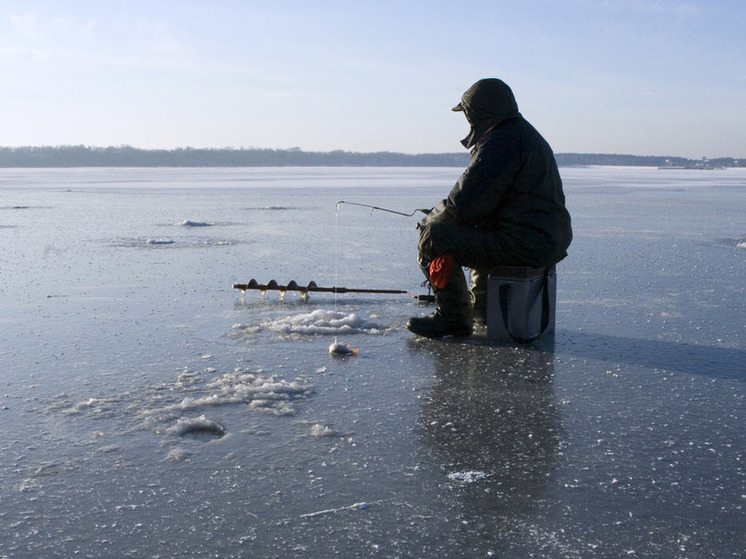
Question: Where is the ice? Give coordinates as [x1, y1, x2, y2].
[239, 309, 389, 336]
[61, 395, 124, 418]
[108, 235, 236, 248]
[166, 415, 226, 439]
[447, 470, 492, 484]
[1, 166, 744, 558]
[181, 369, 314, 410]
[299, 501, 379, 519]
[53, 367, 315, 435]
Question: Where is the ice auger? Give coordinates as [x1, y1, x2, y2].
[233, 279, 434, 303]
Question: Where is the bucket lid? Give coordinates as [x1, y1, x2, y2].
[488, 265, 549, 280]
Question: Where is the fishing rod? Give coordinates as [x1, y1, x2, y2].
[234, 203, 435, 303]
[233, 279, 435, 303]
[336, 201, 429, 217]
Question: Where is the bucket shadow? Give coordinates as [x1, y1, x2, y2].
[556, 330, 745, 381]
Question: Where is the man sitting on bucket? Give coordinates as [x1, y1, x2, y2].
[407, 78, 572, 338]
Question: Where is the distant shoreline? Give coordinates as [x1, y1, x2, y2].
[0, 145, 741, 169]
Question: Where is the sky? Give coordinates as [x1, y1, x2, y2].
[1, 0, 745, 158]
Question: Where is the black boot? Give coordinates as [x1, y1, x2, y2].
[406, 309, 473, 338]
[407, 266, 473, 338]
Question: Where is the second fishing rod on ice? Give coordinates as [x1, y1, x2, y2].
[233, 200, 434, 302]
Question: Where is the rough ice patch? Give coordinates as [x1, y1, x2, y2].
[173, 369, 313, 414]
[139, 368, 315, 423]
[721, 237, 746, 249]
[447, 471, 492, 484]
[249, 309, 388, 336]
[52, 368, 315, 437]
[180, 219, 211, 227]
[107, 236, 235, 248]
[270, 309, 383, 334]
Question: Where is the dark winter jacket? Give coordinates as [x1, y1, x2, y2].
[425, 79, 572, 267]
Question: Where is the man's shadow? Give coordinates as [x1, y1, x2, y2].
[555, 330, 745, 380]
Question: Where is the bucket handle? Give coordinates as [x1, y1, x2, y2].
[498, 267, 551, 344]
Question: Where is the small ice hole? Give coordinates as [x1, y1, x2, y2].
[179, 423, 226, 441]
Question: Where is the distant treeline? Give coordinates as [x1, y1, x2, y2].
[0, 145, 468, 168]
[0, 145, 742, 168]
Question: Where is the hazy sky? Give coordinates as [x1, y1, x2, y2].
[2, 0, 744, 158]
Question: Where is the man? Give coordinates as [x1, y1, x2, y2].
[406, 78, 572, 338]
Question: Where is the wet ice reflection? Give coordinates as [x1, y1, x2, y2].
[414, 341, 564, 556]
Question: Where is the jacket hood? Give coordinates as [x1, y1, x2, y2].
[453, 78, 520, 149]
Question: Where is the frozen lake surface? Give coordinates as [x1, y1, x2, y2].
[1, 166, 744, 558]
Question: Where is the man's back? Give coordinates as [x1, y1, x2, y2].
[447, 116, 572, 267]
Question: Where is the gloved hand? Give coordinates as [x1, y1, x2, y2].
[416, 206, 436, 230]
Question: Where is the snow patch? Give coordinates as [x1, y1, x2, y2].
[235, 309, 388, 337]
[447, 471, 491, 484]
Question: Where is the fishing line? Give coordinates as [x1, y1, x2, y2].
[334, 203, 340, 312]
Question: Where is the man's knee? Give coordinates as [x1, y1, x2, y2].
[417, 221, 455, 260]
[417, 222, 435, 261]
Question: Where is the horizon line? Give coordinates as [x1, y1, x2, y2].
[1, 145, 742, 161]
